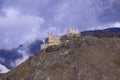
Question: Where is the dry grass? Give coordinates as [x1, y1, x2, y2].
[1, 37, 120, 80]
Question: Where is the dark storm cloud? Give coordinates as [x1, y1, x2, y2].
[1, 0, 120, 27]
[1, 0, 98, 30]
[0, 0, 120, 49]
[95, 0, 120, 24]
[0, 0, 3, 9]
[0, 0, 3, 15]
[1, 0, 120, 73]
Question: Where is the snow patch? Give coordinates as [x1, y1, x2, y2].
[0, 64, 10, 73]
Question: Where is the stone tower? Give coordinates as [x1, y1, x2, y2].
[48, 31, 53, 43]
[67, 28, 80, 36]
[48, 31, 61, 45]
[41, 28, 80, 50]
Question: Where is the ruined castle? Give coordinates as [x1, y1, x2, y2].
[41, 31, 61, 50]
[67, 28, 80, 36]
[41, 28, 80, 50]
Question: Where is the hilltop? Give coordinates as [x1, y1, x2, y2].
[1, 27, 120, 73]
[81, 27, 120, 37]
[1, 35, 120, 80]
[0, 39, 42, 73]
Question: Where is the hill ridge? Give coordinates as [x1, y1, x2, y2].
[1, 36, 120, 80]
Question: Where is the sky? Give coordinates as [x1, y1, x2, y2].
[0, 0, 120, 49]
[0, 64, 9, 73]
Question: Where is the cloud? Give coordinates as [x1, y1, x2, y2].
[0, 7, 44, 48]
[0, 0, 119, 72]
[0, 0, 119, 49]
[0, 0, 3, 12]
[1, 0, 99, 30]
[0, 64, 10, 73]
[94, 0, 120, 24]
[10, 48, 30, 67]
[0, 57, 5, 63]
[110, 22, 120, 27]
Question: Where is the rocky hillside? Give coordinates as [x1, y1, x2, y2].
[1, 36, 120, 80]
[81, 28, 120, 37]
[0, 39, 42, 73]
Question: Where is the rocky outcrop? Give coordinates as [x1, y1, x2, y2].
[1, 36, 120, 80]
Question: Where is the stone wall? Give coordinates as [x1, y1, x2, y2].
[41, 32, 61, 50]
[41, 43, 49, 50]
[48, 32, 61, 45]
[41, 28, 80, 50]
[67, 28, 80, 36]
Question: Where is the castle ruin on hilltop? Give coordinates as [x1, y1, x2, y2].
[41, 28, 80, 50]
[67, 28, 80, 36]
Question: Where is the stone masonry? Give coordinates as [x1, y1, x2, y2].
[41, 28, 80, 50]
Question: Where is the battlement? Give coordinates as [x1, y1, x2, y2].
[41, 43, 49, 50]
[67, 28, 80, 36]
[41, 28, 80, 50]
[48, 31, 61, 45]
[41, 32, 61, 50]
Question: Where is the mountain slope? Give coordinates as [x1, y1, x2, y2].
[1, 36, 120, 80]
[0, 39, 42, 73]
[81, 27, 120, 37]
[0, 64, 9, 73]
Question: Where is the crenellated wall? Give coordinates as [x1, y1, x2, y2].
[41, 28, 80, 50]
[41, 32, 61, 50]
[67, 28, 80, 36]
